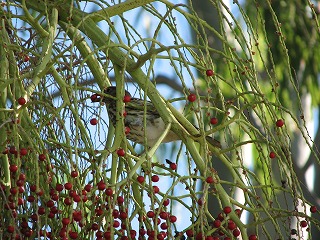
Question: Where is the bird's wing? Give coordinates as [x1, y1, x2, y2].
[125, 98, 161, 118]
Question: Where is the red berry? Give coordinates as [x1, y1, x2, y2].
[206, 69, 214, 76]
[56, 183, 64, 192]
[105, 187, 113, 196]
[269, 151, 276, 158]
[151, 175, 159, 182]
[69, 231, 78, 239]
[197, 198, 204, 206]
[112, 209, 119, 218]
[276, 119, 284, 127]
[153, 186, 159, 193]
[27, 195, 35, 202]
[46, 200, 54, 207]
[206, 176, 214, 183]
[90, 118, 98, 125]
[7, 225, 15, 233]
[159, 211, 168, 220]
[186, 229, 194, 237]
[163, 199, 170, 206]
[17, 97, 26, 105]
[125, 126, 130, 135]
[188, 93, 197, 102]
[117, 196, 124, 204]
[9, 164, 18, 173]
[123, 95, 131, 103]
[228, 220, 236, 230]
[300, 220, 308, 228]
[170, 163, 177, 170]
[64, 182, 72, 190]
[137, 175, 145, 183]
[23, 55, 30, 62]
[113, 220, 120, 228]
[20, 148, 28, 156]
[38, 206, 46, 215]
[84, 184, 92, 192]
[210, 117, 218, 125]
[97, 181, 106, 191]
[64, 197, 72, 205]
[9, 146, 17, 154]
[213, 219, 221, 228]
[130, 230, 137, 238]
[233, 228, 240, 237]
[223, 206, 232, 214]
[117, 148, 125, 156]
[169, 215, 177, 223]
[90, 93, 100, 102]
[249, 235, 258, 240]
[71, 170, 78, 178]
[310, 205, 317, 213]
[39, 153, 46, 161]
[160, 222, 168, 230]
[147, 211, 155, 218]
[119, 211, 127, 219]
[235, 208, 242, 217]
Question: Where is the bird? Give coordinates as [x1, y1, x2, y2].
[102, 86, 221, 148]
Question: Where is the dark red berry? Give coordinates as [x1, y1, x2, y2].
[7, 225, 15, 233]
[123, 95, 131, 103]
[186, 229, 194, 237]
[125, 126, 130, 135]
[84, 184, 92, 192]
[117, 148, 125, 156]
[210, 117, 218, 125]
[206, 176, 214, 183]
[206, 69, 214, 76]
[137, 176, 145, 183]
[269, 151, 276, 159]
[188, 93, 197, 102]
[105, 187, 113, 196]
[90, 118, 98, 125]
[223, 206, 232, 214]
[17, 97, 26, 105]
[23, 55, 30, 62]
[228, 220, 236, 230]
[153, 186, 159, 193]
[64, 182, 72, 190]
[163, 199, 170, 206]
[169, 215, 177, 223]
[9, 164, 18, 173]
[249, 235, 258, 240]
[300, 220, 308, 228]
[235, 208, 242, 217]
[90, 93, 100, 102]
[147, 211, 155, 218]
[213, 219, 221, 228]
[310, 205, 317, 213]
[170, 163, 177, 170]
[20, 148, 28, 156]
[119, 211, 127, 219]
[151, 175, 159, 182]
[117, 196, 124, 204]
[97, 181, 106, 191]
[38, 153, 46, 161]
[276, 119, 284, 127]
[71, 170, 78, 178]
[233, 228, 240, 237]
[159, 211, 168, 220]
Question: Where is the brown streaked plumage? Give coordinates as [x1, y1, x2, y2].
[102, 86, 221, 148]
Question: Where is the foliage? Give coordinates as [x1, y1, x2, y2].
[0, 0, 319, 240]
